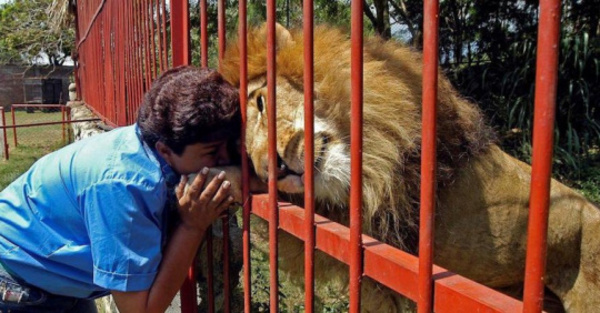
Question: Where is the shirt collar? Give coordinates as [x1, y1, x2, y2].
[134, 124, 180, 188]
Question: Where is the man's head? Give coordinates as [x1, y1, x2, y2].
[137, 66, 240, 174]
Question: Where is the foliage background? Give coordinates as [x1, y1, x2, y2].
[0, 0, 75, 65]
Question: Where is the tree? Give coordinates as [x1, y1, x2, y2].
[0, 0, 75, 65]
[366, 0, 600, 177]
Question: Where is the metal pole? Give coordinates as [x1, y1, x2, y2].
[170, 0, 190, 66]
[200, 0, 208, 68]
[169, 1, 195, 311]
[349, 0, 364, 312]
[160, 0, 169, 68]
[218, 0, 226, 66]
[62, 106, 66, 143]
[238, 0, 252, 311]
[149, 0, 157, 79]
[216, 2, 231, 310]
[206, 229, 215, 313]
[1, 107, 8, 160]
[11, 105, 17, 147]
[266, 0, 279, 311]
[523, 0, 561, 312]
[67, 106, 73, 142]
[303, 0, 315, 311]
[418, 1, 440, 312]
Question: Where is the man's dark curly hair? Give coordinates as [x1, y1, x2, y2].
[137, 66, 240, 155]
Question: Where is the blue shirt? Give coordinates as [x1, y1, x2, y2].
[0, 124, 179, 298]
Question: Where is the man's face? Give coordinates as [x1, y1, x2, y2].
[156, 140, 230, 175]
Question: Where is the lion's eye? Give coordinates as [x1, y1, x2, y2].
[256, 95, 264, 113]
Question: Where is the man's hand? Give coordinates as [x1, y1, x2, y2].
[112, 168, 234, 313]
[175, 167, 234, 232]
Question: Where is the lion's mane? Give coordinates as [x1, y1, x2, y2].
[220, 25, 496, 250]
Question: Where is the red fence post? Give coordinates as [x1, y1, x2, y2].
[523, 0, 561, 312]
[169, 1, 195, 312]
[418, 1, 440, 312]
[238, 1, 252, 312]
[218, 0, 226, 64]
[200, 0, 208, 68]
[349, 0, 364, 312]
[206, 230, 215, 313]
[10, 105, 17, 148]
[61, 106, 66, 143]
[266, 0, 279, 311]
[170, 0, 190, 67]
[160, 0, 169, 69]
[67, 106, 73, 143]
[1, 107, 8, 160]
[149, 0, 157, 79]
[215, 1, 232, 311]
[303, 0, 315, 312]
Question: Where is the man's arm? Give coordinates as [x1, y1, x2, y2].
[112, 169, 233, 313]
[111, 224, 205, 313]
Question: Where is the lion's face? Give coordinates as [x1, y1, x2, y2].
[221, 24, 495, 246]
[245, 76, 350, 204]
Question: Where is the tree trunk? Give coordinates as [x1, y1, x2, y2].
[373, 0, 391, 39]
[364, 0, 392, 40]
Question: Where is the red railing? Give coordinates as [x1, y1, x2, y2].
[10, 105, 71, 147]
[74, 0, 561, 312]
[0, 104, 100, 160]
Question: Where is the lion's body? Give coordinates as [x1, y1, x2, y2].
[220, 25, 600, 312]
[437, 145, 600, 312]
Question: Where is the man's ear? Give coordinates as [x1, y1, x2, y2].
[155, 141, 174, 164]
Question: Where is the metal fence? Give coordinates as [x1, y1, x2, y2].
[0, 104, 100, 160]
[74, 0, 561, 312]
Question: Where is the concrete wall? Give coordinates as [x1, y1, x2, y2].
[0, 65, 74, 109]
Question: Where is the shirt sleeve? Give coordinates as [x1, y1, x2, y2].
[80, 179, 167, 292]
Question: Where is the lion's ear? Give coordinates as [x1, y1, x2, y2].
[258, 22, 295, 51]
[275, 23, 294, 50]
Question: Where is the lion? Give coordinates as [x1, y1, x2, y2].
[212, 24, 600, 312]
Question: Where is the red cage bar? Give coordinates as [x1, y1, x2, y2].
[217, 2, 231, 311]
[418, 0, 440, 312]
[523, 0, 561, 311]
[200, 0, 208, 68]
[169, 2, 197, 313]
[349, 0, 364, 312]
[303, 0, 316, 312]
[237, 1, 252, 312]
[206, 230, 215, 313]
[218, 0, 226, 64]
[160, 0, 168, 70]
[266, 0, 279, 311]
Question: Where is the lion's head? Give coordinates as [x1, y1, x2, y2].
[220, 24, 495, 250]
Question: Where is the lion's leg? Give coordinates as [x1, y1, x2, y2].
[434, 145, 600, 313]
[544, 189, 600, 313]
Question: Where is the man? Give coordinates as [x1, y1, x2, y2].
[0, 66, 240, 312]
